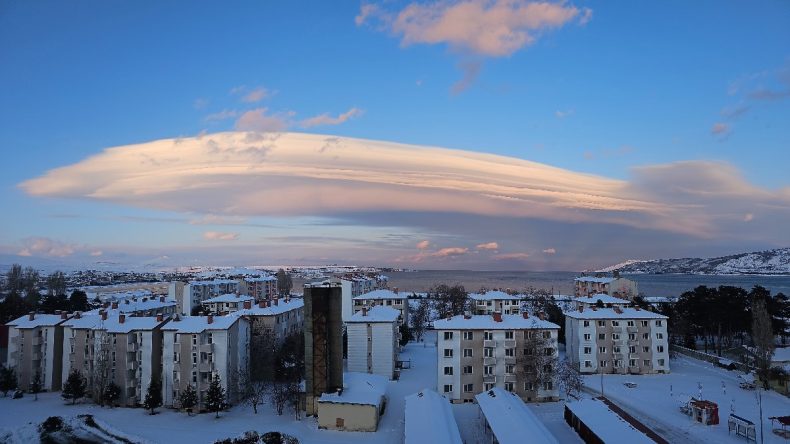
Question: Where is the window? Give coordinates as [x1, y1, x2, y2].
[543, 364, 552, 373]
[505, 382, 514, 392]
[543, 381, 553, 391]
[444, 349, 453, 358]
[627, 321, 635, 327]
[629, 346, 636, 353]
[613, 360, 621, 368]
[628, 333, 636, 340]
[544, 347, 554, 356]
[543, 331, 551, 339]
[629, 359, 636, 367]
[192, 352, 197, 364]
[612, 333, 620, 340]
[505, 348, 515, 357]
[523, 348, 534, 356]
[598, 333, 606, 340]
[443, 384, 453, 393]
[444, 332, 453, 340]
[613, 346, 621, 353]
[484, 366, 494, 375]
[658, 359, 665, 366]
[641, 321, 649, 327]
[656, 320, 663, 327]
[583, 333, 591, 341]
[525, 382, 534, 391]
[505, 331, 514, 339]
[505, 364, 515, 374]
[600, 360, 607, 367]
[484, 348, 494, 358]
[643, 346, 649, 353]
[463, 331, 473, 341]
[485, 383, 495, 391]
[192, 335, 197, 346]
[642, 333, 649, 340]
[524, 331, 535, 339]
[463, 383, 474, 393]
[583, 346, 592, 354]
[583, 320, 590, 327]
[644, 360, 650, 366]
[192, 371, 197, 383]
[657, 345, 665, 353]
[463, 365, 473, 374]
[599, 346, 606, 354]
[612, 321, 620, 327]
[584, 360, 592, 368]
[656, 332, 664, 339]
[444, 366, 454, 375]
[484, 331, 494, 340]
[597, 321, 606, 327]
[463, 348, 473, 357]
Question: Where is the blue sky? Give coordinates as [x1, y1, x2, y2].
[1, 1, 789, 270]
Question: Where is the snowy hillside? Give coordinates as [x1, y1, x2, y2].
[599, 248, 790, 275]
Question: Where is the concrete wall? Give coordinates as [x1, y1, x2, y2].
[317, 401, 381, 432]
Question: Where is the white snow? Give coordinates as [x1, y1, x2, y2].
[232, 298, 304, 316]
[161, 314, 241, 333]
[202, 293, 254, 303]
[433, 314, 559, 330]
[475, 387, 558, 444]
[7, 313, 68, 328]
[574, 276, 617, 283]
[404, 389, 462, 444]
[565, 397, 655, 444]
[469, 291, 522, 301]
[354, 289, 408, 300]
[572, 294, 631, 305]
[565, 307, 668, 320]
[318, 372, 388, 406]
[346, 305, 400, 323]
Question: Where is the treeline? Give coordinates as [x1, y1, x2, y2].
[0, 263, 91, 324]
[658, 285, 790, 355]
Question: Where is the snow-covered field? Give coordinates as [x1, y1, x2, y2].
[583, 356, 790, 444]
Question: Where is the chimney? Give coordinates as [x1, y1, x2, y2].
[112, 301, 119, 309]
[160, 296, 165, 303]
[235, 293, 240, 298]
[156, 313, 163, 322]
[614, 307, 622, 314]
[492, 312, 502, 322]
[578, 306, 584, 312]
[522, 312, 529, 319]
[75, 311, 82, 319]
[259, 301, 265, 308]
[273, 298, 279, 306]
[362, 307, 368, 316]
[103, 302, 110, 309]
[393, 287, 399, 294]
[591, 306, 597, 311]
[61, 312, 68, 320]
[142, 297, 148, 302]
[464, 311, 471, 320]
[207, 315, 213, 324]
[119, 314, 125, 324]
[125, 299, 130, 305]
[634, 306, 641, 311]
[101, 311, 108, 321]
[243, 300, 252, 310]
[28, 312, 35, 321]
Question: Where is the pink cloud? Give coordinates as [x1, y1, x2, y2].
[493, 252, 530, 260]
[301, 108, 364, 128]
[235, 108, 291, 132]
[17, 237, 77, 257]
[204, 109, 239, 122]
[242, 87, 269, 103]
[416, 240, 431, 249]
[476, 241, 499, 250]
[711, 122, 730, 136]
[203, 231, 239, 241]
[542, 248, 556, 254]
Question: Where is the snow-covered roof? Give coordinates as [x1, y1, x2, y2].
[575, 276, 617, 284]
[161, 315, 242, 333]
[201, 293, 254, 304]
[244, 276, 276, 282]
[433, 314, 559, 330]
[62, 314, 167, 333]
[564, 307, 667, 320]
[565, 398, 656, 444]
[573, 294, 631, 305]
[353, 289, 408, 300]
[62, 315, 104, 330]
[7, 313, 68, 328]
[347, 305, 400, 323]
[233, 298, 304, 317]
[318, 372, 387, 406]
[470, 291, 522, 301]
[475, 388, 558, 444]
[187, 279, 239, 286]
[405, 389, 463, 444]
[85, 297, 176, 315]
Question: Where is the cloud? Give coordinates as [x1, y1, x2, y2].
[555, 109, 574, 119]
[242, 87, 269, 103]
[716, 61, 790, 134]
[451, 61, 482, 94]
[90, 250, 103, 257]
[190, 214, 249, 225]
[17, 237, 77, 257]
[235, 108, 292, 132]
[711, 122, 730, 136]
[493, 252, 530, 260]
[476, 242, 499, 250]
[301, 108, 364, 128]
[542, 247, 556, 254]
[433, 247, 468, 257]
[743, 213, 754, 222]
[203, 231, 239, 241]
[193, 98, 209, 110]
[416, 240, 431, 249]
[204, 109, 239, 122]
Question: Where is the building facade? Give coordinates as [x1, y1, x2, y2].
[434, 312, 560, 403]
[200, 294, 254, 315]
[573, 275, 639, 299]
[7, 312, 69, 392]
[565, 306, 670, 374]
[170, 279, 241, 315]
[352, 289, 409, 326]
[346, 305, 400, 379]
[469, 291, 523, 315]
[241, 276, 277, 300]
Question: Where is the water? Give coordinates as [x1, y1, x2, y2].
[379, 270, 790, 298]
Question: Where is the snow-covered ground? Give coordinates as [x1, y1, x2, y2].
[0, 332, 438, 444]
[583, 356, 790, 444]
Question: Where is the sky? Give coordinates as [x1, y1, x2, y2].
[1, 0, 789, 271]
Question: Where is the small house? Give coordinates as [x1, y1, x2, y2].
[317, 372, 388, 432]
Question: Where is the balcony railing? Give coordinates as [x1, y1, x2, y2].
[483, 375, 496, 384]
[483, 340, 496, 348]
[199, 343, 214, 353]
[627, 327, 638, 333]
[503, 339, 516, 348]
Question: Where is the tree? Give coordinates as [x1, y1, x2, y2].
[270, 382, 299, 417]
[90, 330, 112, 406]
[0, 366, 18, 397]
[557, 359, 583, 400]
[430, 284, 469, 319]
[21, 266, 41, 306]
[69, 290, 90, 312]
[751, 295, 775, 389]
[104, 382, 120, 407]
[399, 323, 412, 347]
[206, 374, 226, 418]
[237, 369, 268, 414]
[410, 299, 431, 342]
[276, 269, 293, 297]
[0, 291, 31, 325]
[62, 369, 86, 405]
[144, 378, 163, 414]
[517, 328, 558, 399]
[30, 371, 42, 400]
[250, 326, 278, 381]
[275, 332, 304, 383]
[179, 384, 198, 415]
[5, 264, 23, 293]
[46, 271, 67, 297]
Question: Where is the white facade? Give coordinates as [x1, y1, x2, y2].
[574, 276, 639, 299]
[170, 279, 241, 315]
[353, 289, 409, 326]
[346, 306, 400, 379]
[469, 291, 523, 315]
[565, 307, 670, 374]
[7, 313, 68, 391]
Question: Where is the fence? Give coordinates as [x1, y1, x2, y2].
[670, 344, 753, 372]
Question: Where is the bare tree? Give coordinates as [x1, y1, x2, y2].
[430, 284, 469, 319]
[557, 359, 583, 400]
[46, 271, 67, 297]
[517, 329, 558, 399]
[236, 368, 269, 414]
[276, 269, 293, 297]
[250, 326, 278, 382]
[752, 296, 775, 389]
[90, 329, 112, 406]
[410, 299, 431, 342]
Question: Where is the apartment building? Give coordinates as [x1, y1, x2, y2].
[322, 275, 382, 322]
[87, 296, 178, 318]
[573, 293, 631, 309]
[162, 314, 249, 411]
[201, 294, 254, 315]
[169, 279, 241, 315]
[434, 312, 560, 403]
[469, 291, 522, 315]
[573, 275, 639, 299]
[241, 276, 277, 300]
[7, 312, 69, 392]
[346, 305, 400, 379]
[352, 289, 409, 326]
[565, 306, 670, 375]
[61, 311, 168, 406]
[233, 297, 304, 344]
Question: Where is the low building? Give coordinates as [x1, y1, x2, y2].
[565, 306, 670, 374]
[233, 297, 304, 343]
[352, 289, 409, 326]
[565, 397, 667, 444]
[170, 279, 241, 315]
[317, 372, 388, 432]
[573, 293, 631, 309]
[7, 312, 69, 392]
[241, 276, 277, 300]
[161, 314, 249, 410]
[574, 275, 639, 299]
[470, 291, 523, 315]
[87, 296, 178, 318]
[434, 312, 560, 403]
[200, 293, 254, 315]
[404, 389, 463, 444]
[346, 306, 400, 379]
[476, 387, 558, 444]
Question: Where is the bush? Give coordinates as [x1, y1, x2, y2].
[40, 416, 65, 434]
[262, 432, 299, 444]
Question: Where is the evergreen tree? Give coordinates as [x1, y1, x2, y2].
[399, 323, 412, 347]
[752, 295, 775, 389]
[62, 369, 86, 405]
[103, 382, 121, 407]
[179, 384, 198, 415]
[0, 366, 18, 397]
[69, 290, 90, 312]
[30, 371, 42, 400]
[205, 374, 226, 418]
[143, 378, 162, 414]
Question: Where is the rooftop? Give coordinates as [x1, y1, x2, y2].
[318, 372, 388, 406]
[574, 276, 617, 284]
[565, 397, 659, 444]
[161, 315, 242, 333]
[233, 298, 304, 317]
[433, 314, 559, 330]
[7, 313, 68, 328]
[201, 293, 254, 304]
[353, 289, 408, 300]
[85, 297, 176, 315]
[347, 305, 400, 323]
[243, 276, 276, 282]
[62, 314, 167, 333]
[573, 294, 631, 305]
[187, 279, 239, 286]
[469, 291, 522, 301]
[404, 390, 463, 444]
[564, 307, 668, 320]
[475, 388, 558, 444]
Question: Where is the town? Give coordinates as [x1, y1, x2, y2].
[1, 266, 789, 444]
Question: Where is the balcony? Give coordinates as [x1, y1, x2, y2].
[503, 339, 516, 348]
[31, 337, 42, 346]
[198, 361, 214, 372]
[628, 366, 641, 373]
[127, 343, 138, 353]
[127, 361, 138, 371]
[503, 374, 517, 383]
[483, 375, 496, 384]
[628, 340, 639, 346]
[126, 378, 137, 388]
[612, 327, 624, 334]
[199, 343, 214, 353]
[627, 327, 638, 333]
[504, 356, 517, 365]
[483, 357, 496, 366]
[483, 340, 496, 348]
